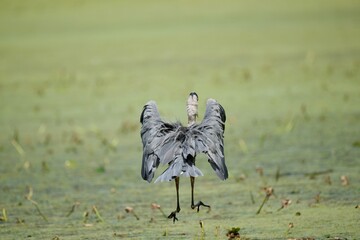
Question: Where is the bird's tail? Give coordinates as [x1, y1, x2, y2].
[154, 155, 203, 183]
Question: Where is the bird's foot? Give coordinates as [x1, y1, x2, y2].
[191, 201, 211, 213]
[167, 211, 179, 223]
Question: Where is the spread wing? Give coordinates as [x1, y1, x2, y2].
[191, 98, 228, 180]
[140, 101, 181, 182]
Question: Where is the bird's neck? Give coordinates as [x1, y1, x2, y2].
[187, 103, 198, 126]
[188, 115, 196, 126]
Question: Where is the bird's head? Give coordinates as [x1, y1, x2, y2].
[187, 92, 198, 125]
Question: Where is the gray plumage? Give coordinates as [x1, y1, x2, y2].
[140, 98, 228, 183]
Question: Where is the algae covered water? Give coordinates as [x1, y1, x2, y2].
[0, 1, 359, 239]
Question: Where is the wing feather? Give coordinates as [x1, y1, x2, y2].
[192, 99, 228, 180]
[140, 101, 183, 182]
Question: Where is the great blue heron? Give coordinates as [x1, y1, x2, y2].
[140, 92, 228, 222]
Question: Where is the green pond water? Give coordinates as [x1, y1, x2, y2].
[0, 1, 359, 239]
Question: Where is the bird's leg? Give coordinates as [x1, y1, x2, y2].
[190, 176, 211, 212]
[168, 177, 181, 223]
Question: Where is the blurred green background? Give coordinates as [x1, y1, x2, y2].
[0, 1, 359, 239]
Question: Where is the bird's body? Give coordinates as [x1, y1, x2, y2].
[140, 92, 227, 222]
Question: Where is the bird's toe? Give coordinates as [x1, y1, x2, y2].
[167, 211, 179, 223]
[191, 201, 211, 212]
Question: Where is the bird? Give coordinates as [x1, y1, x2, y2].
[140, 92, 228, 222]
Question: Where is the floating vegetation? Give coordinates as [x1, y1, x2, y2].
[236, 173, 247, 182]
[340, 175, 349, 186]
[65, 146, 78, 153]
[284, 117, 295, 133]
[13, 128, 20, 142]
[96, 165, 106, 173]
[0, 208, 8, 222]
[82, 206, 106, 225]
[38, 124, 52, 145]
[249, 191, 255, 204]
[66, 202, 80, 217]
[256, 187, 274, 214]
[255, 166, 264, 177]
[199, 220, 205, 239]
[214, 225, 220, 238]
[287, 237, 315, 240]
[124, 206, 139, 220]
[309, 192, 321, 206]
[11, 139, 25, 157]
[278, 199, 292, 211]
[71, 131, 83, 145]
[241, 67, 252, 81]
[324, 175, 332, 185]
[151, 203, 166, 218]
[92, 206, 104, 223]
[113, 232, 127, 238]
[352, 141, 360, 148]
[275, 167, 280, 181]
[64, 159, 77, 169]
[83, 211, 90, 224]
[300, 104, 310, 120]
[0, 1, 359, 239]
[16, 218, 25, 224]
[305, 169, 333, 179]
[100, 138, 118, 152]
[285, 222, 294, 236]
[259, 132, 269, 148]
[25, 186, 48, 222]
[162, 228, 168, 237]
[42, 161, 50, 173]
[226, 227, 240, 240]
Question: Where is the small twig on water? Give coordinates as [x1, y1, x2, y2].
[83, 211, 89, 223]
[256, 187, 274, 214]
[277, 199, 292, 211]
[309, 192, 321, 207]
[340, 175, 349, 186]
[199, 220, 205, 239]
[125, 206, 139, 220]
[249, 191, 255, 204]
[256, 166, 264, 177]
[314, 192, 321, 203]
[28, 199, 48, 222]
[25, 186, 48, 222]
[214, 225, 220, 238]
[305, 169, 333, 179]
[162, 228, 168, 236]
[324, 175, 332, 185]
[25, 185, 33, 200]
[285, 222, 294, 236]
[11, 139, 25, 157]
[16, 217, 25, 224]
[66, 202, 80, 217]
[151, 203, 167, 218]
[0, 208, 8, 222]
[275, 167, 280, 181]
[92, 206, 104, 222]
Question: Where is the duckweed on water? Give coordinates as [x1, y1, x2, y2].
[0, 1, 359, 239]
